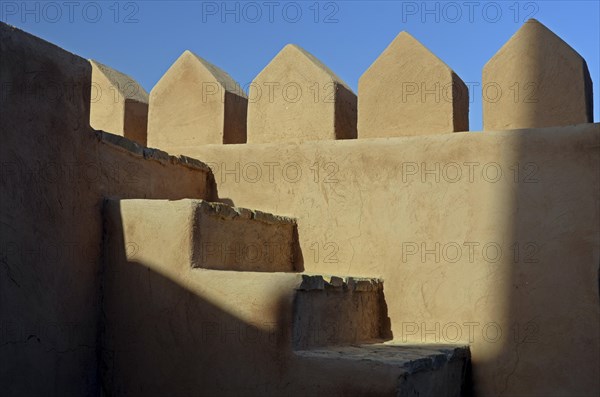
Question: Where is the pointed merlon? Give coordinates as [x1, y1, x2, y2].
[90, 60, 149, 146]
[483, 19, 593, 131]
[247, 44, 357, 143]
[358, 32, 469, 138]
[147, 50, 247, 150]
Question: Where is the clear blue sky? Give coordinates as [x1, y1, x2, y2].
[3, 1, 599, 130]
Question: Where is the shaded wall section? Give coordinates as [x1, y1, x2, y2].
[0, 23, 213, 396]
[101, 200, 451, 397]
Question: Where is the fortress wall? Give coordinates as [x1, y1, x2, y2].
[142, 20, 598, 394]
[0, 23, 213, 396]
[180, 123, 600, 396]
[122, 16, 598, 394]
[1, 15, 599, 397]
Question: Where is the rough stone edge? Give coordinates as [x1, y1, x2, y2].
[395, 345, 471, 374]
[94, 130, 213, 173]
[295, 343, 470, 374]
[297, 274, 383, 292]
[193, 199, 297, 226]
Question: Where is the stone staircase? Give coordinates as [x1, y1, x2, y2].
[101, 198, 470, 396]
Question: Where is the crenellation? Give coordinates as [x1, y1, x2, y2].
[95, 22, 595, 151]
[247, 44, 357, 143]
[90, 60, 149, 146]
[358, 31, 469, 137]
[147, 50, 248, 149]
[483, 19, 594, 130]
[2, 18, 598, 397]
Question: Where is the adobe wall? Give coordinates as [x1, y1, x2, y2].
[179, 123, 600, 396]
[1, 17, 598, 397]
[0, 23, 213, 396]
[146, 21, 597, 395]
[101, 198, 455, 396]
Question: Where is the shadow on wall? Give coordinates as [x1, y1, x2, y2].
[490, 129, 600, 395]
[101, 201, 292, 396]
[0, 22, 212, 396]
[476, 30, 600, 395]
[101, 201, 400, 396]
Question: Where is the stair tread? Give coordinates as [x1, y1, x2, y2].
[105, 198, 297, 272]
[295, 342, 469, 373]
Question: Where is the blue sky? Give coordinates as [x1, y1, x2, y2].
[2, 0, 599, 130]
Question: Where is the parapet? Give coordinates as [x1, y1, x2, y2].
[247, 44, 357, 143]
[90, 60, 149, 146]
[358, 31, 469, 137]
[89, 19, 594, 150]
[483, 19, 593, 130]
[147, 50, 247, 149]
